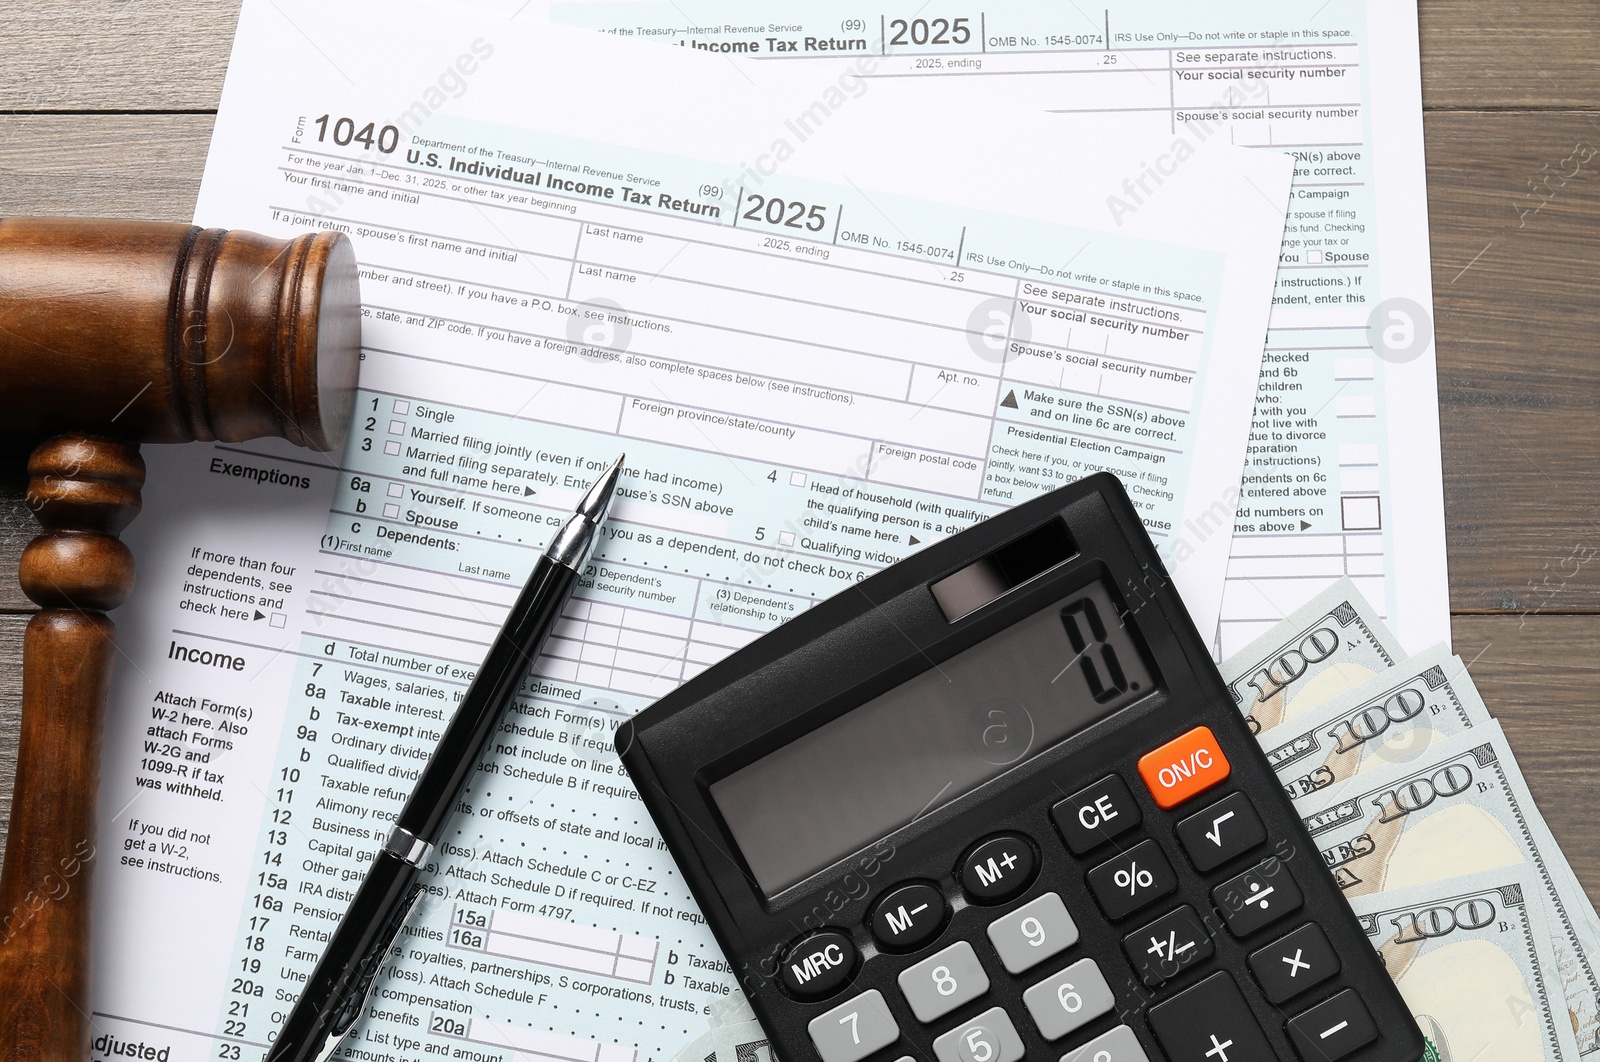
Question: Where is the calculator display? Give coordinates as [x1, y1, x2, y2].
[710, 579, 1154, 897]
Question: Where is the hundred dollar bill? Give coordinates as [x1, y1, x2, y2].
[1301, 723, 1600, 1054]
[690, 1018, 774, 1062]
[1349, 865, 1583, 1061]
[676, 994, 760, 1062]
[1260, 644, 1492, 804]
[1220, 577, 1403, 735]
[709, 992, 756, 1028]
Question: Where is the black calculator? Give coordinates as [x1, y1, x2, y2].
[616, 474, 1424, 1062]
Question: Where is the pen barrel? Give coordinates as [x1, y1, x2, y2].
[396, 556, 580, 839]
[267, 851, 423, 1062]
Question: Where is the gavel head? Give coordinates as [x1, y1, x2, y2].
[0, 216, 361, 451]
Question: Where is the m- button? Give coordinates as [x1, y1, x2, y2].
[1138, 726, 1231, 809]
[870, 882, 948, 951]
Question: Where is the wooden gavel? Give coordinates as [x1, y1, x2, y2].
[0, 217, 362, 1059]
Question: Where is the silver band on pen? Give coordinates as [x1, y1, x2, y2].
[384, 825, 432, 867]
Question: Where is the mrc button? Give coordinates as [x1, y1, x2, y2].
[779, 930, 858, 1000]
[959, 833, 1037, 903]
[1138, 726, 1230, 809]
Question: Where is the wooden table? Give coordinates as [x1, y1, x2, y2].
[2, 2, 1598, 908]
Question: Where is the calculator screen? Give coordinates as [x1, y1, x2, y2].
[710, 579, 1155, 897]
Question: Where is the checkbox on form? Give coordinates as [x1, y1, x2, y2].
[1341, 496, 1381, 531]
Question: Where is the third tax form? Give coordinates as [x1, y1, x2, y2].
[551, 0, 1449, 656]
[86, 3, 1292, 1059]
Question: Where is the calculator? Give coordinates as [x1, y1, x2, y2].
[615, 474, 1424, 1062]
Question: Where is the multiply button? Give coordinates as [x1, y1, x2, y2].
[1052, 775, 1141, 854]
[1212, 859, 1303, 938]
[1286, 990, 1377, 1061]
[1086, 840, 1177, 920]
[1123, 905, 1214, 987]
[779, 930, 858, 1001]
[1147, 972, 1274, 1062]
[960, 834, 1037, 904]
[1248, 923, 1339, 1003]
[1175, 792, 1266, 872]
[870, 882, 947, 951]
[1138, 726, 1230, 809]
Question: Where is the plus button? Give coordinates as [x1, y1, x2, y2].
[1205, 1034, 1234, 1062]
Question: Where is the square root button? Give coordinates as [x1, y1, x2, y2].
[1175, 792, 1266, 872]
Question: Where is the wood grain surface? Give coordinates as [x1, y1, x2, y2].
[1, 0, 1597, 908]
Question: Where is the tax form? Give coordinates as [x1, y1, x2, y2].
[549, 0, 1449, 657]
[87, 2, 1291, 1059]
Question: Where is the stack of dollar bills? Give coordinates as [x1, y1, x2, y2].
[677, 579, 1600, 1062]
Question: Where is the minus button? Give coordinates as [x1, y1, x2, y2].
[1286, 990, 1376, 1061]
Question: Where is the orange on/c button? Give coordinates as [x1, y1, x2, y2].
[1138, 726, 1231, 809]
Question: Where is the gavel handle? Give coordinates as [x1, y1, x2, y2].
[0, 434, 143, 1061]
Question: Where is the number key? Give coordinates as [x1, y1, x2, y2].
[986, 892, 1078, 974]
[1059, 1025, 1151, 1062]
[932, 1006, 1024, 1062]
[897, 941, 990, 1023]
[807, 989, 900, 1062]
[1020, 957, 1114, 1041]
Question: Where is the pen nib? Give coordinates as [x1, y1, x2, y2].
[578, 453, 625, 523]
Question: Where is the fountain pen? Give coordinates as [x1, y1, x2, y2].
[266, 455, 625, 1062]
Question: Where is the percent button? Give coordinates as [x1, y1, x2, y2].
[1086, 840, 1177, 920]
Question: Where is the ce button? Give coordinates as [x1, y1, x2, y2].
[1051, 775, 1142, 855]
